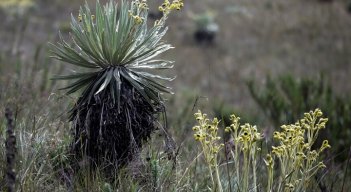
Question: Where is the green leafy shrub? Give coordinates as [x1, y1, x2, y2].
[247, 74, 351, 161]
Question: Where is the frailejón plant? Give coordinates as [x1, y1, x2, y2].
[50, 0, 183, 172]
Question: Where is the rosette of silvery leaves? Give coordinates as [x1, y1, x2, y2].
[50, 0, 175, 112]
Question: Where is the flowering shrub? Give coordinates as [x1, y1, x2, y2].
[192, 109, 330, 192]
[269, 108, 330, 191]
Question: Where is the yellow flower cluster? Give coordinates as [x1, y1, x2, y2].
[129, 11, 144, 24]
[224, 114, 240, 132]
[190, 109, 331, 192]
[264, 154, 274, 168]
[78, 14, 96, 23]
[192, 110, 224, 191]
[225, 115, 262, 152]
[78, 14, 83, 22]
[224, 114, 262, 192]
[264, 153, 274, 192]
[159, 0, 184, 14]
[192, 110, 224, 166]
[270, 108, 330, 191]
[128, 0, 150, 25]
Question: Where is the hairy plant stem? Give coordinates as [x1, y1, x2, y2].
[214, 160, 223, 192]
[266, 164, 273, 192]
[234, 129, 240, 183]
[252, 152, 257, 192]
[208, 165, 215, 189]
[243, 151, 249, 192]
[277, 156, 289, 192]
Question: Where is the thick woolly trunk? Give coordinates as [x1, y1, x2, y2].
[70, 77, 161, 174]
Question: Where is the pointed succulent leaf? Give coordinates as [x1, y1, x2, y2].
[50, 0, 178, 109]
[95, 69, 113, 95]
[120, 68, 154, 108]
[52, 71, 99, 80]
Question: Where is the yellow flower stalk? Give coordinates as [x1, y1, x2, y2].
[270, 108, 330, 192]
[226, 115, 262, 192]
[192, 110, 223, 192]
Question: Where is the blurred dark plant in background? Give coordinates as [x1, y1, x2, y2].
[188, 10, 219, 45]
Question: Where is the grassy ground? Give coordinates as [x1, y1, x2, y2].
[1, 0, 351, 191]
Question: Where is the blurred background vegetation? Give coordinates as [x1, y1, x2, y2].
[1, 0, 351, 191]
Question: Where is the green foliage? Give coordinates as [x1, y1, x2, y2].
[50, 0, 175, 111]
[247, 74, 351, 161]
